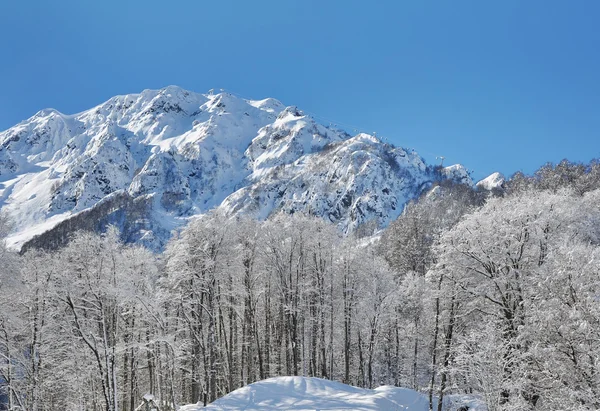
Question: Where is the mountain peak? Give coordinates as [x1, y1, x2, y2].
[247, 97, 285, 114]
[476, 171, 505, 190]
[441, 164, 473, 186]
[33, 108, 64, 119]
[277, 105, 304, 119]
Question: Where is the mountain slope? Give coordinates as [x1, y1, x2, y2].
[0, 86, 471, 250]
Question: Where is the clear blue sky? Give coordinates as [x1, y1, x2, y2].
[1, 0, 599, 181]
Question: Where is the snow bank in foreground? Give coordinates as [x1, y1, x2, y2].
[180, 376, 486, 410]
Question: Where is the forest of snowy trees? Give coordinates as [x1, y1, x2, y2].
[1, 159, 600, 411]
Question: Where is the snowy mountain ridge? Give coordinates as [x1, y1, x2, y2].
[0, 86, 473, 250]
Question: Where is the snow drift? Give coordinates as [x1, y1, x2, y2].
[179, 376, 485, 411]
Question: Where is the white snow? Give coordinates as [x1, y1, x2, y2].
[476, 171, 505, 190]
[179, 377, 485, 411]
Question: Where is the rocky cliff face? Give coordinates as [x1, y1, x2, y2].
[0, 86, 472, 250]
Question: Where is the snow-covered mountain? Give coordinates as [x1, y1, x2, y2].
[0, 86, 472, 251]
[476, 171, 505, 190]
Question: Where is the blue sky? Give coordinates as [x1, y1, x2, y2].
[1, 0, 598, 181]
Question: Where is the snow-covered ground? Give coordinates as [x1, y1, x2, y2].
[180, 376, 485, 411]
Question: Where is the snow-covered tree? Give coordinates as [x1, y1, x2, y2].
[433, 188, 600, 410]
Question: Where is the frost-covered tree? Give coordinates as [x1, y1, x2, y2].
[433, 188, 600, 410]
[381, 180, 481, 406]
[505, 158, 600, 196]
[163, 211, 238, 404]
[355, 251, 396, 389]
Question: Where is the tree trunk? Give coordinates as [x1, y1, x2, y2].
[437, 296, 456, 411]
[429, 275, 443, 411]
